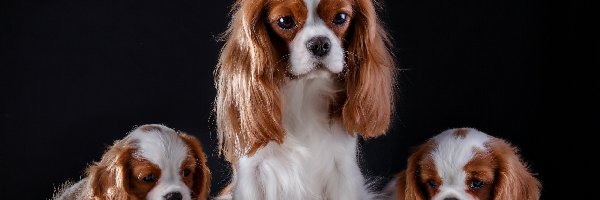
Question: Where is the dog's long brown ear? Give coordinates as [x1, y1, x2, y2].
[392, 171, 408, 200]
[87, 140, 133, 199]
[215, 0, 286, 162]
[490, 138, 541, 200]
[401, 142, 432, 200]
[343, 0, 395, 138]
[179, 133, 211, 200]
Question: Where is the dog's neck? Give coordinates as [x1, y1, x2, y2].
[282, 70, 341, 137]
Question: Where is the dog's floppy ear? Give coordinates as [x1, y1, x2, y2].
[399, 142, 432, 200]
[179, 132, 211, 200]
[87, 140, 133, 199]
[342, 0, 395, 138]
[489, 138, 541, 200]
[382, 171, 408, 200]
[215, 0, 286, 162]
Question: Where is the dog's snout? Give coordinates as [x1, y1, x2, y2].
[164, 192, 183, 200]
[443, 198, 459, 200]
[306, 36, 331, 57]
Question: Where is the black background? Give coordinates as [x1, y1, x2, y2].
[2, 0, 594, 199]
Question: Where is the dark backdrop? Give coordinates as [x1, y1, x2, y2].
[2, 0, 592, 199]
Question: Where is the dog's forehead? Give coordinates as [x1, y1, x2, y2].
[271, 0, 353, 12]
[429, 128, 491, 184]
[303, 0, 320, 9]
[128, 125, 189, 170]
[432, 128, 491, 154]
[304, 0, 354, 6]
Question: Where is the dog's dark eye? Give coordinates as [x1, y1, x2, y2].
[142, 174, 157, 183]
[182, 169, 191, 177]
[470, 179, 484, 189]
[277, 16, 296, 30]
[332, 13, 348, 25]
[426, 180, 438, 188]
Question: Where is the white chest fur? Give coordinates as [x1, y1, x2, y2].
[232, 71, 373, 200]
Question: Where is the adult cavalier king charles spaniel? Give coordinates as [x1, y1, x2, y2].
[214, 0, 395, 199]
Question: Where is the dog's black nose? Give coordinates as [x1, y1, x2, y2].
[444, 198, 459, 200]
[306, 36, 331, 57]
[164, 192, 183, 200]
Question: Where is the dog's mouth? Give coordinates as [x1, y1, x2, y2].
[287, 63, 337, 80]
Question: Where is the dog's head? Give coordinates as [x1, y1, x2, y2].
[87, 124, 210, 200]
[395, 128, 541, 200]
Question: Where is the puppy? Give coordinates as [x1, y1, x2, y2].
[53, 124, 211, 200]
[386, 128, 541, 200]
[215, 0, 395, 199]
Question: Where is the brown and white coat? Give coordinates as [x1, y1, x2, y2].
[53, 124, 210, 200]
[387, 128, 541, 200]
